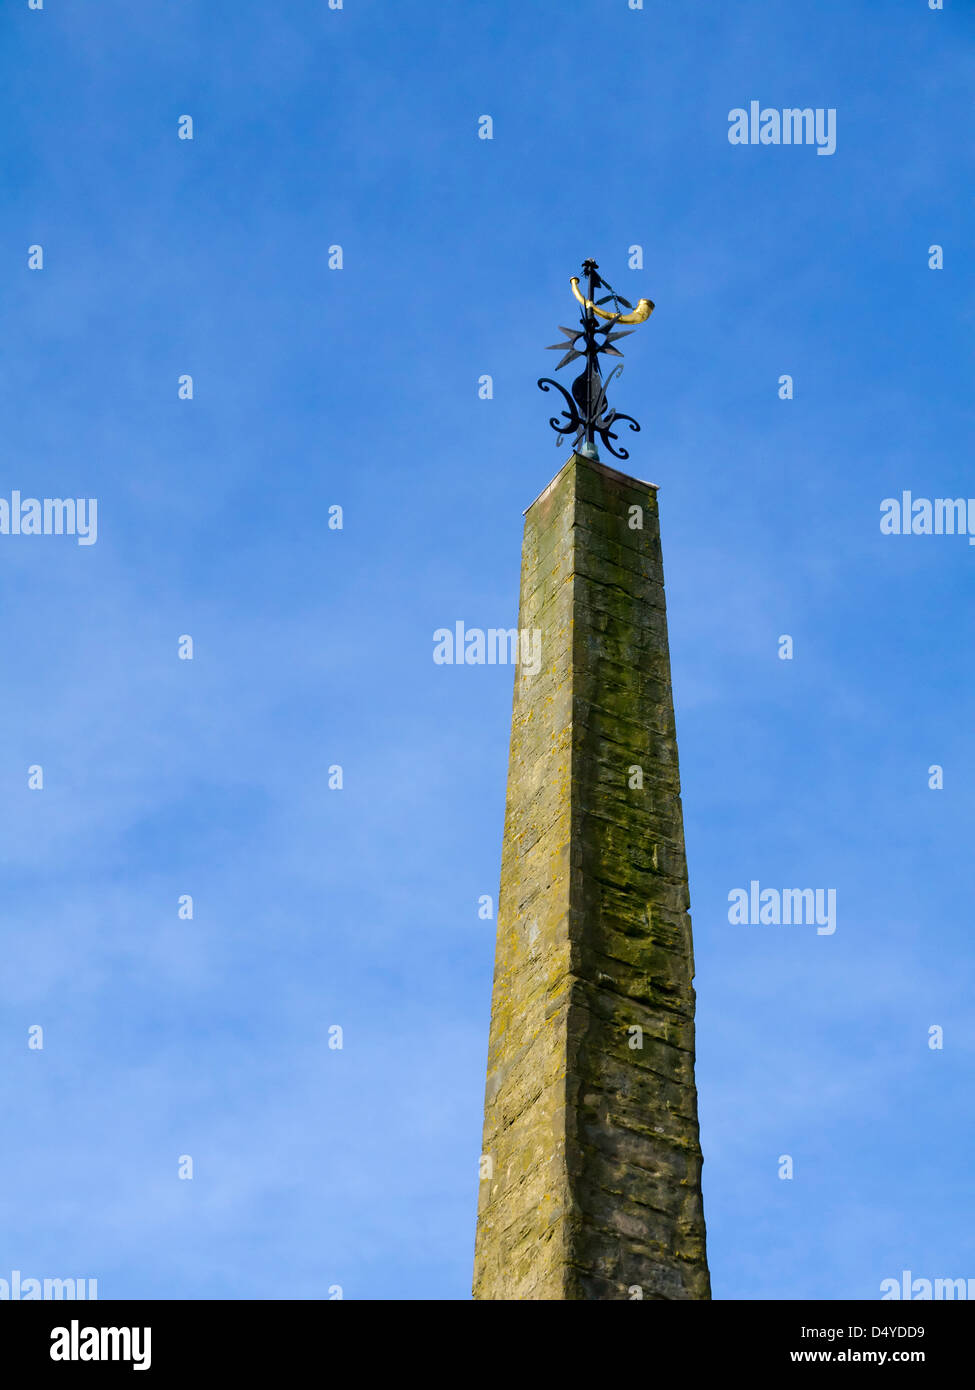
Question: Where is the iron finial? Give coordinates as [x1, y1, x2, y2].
[537, 258, 654, 462]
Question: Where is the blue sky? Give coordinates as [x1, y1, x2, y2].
[1, 0, 972, 1300]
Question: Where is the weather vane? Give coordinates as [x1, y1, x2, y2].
[537, 257, 654, 462]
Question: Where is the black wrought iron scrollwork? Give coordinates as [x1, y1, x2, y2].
[537, 258, 653, 462]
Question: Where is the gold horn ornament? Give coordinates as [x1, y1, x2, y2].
[570, 277, 654, 324]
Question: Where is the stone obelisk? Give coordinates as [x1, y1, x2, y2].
[472, 448, 710, 1300]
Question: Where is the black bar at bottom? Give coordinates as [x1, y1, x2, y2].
[1, 1298, 971, 1376]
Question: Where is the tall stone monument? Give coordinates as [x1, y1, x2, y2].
[472, 262, 710, 1301]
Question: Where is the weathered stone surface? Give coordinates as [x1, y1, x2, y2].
[473, 453, 710, 1301]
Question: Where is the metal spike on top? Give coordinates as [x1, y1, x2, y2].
[537, 257, 654, 462]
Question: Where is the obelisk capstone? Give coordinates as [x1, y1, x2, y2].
[472, 450, 710, 1300]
